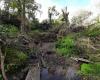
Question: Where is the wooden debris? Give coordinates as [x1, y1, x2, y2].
[71, 57, 93, 63]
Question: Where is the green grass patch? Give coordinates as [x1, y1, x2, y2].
[80, 63, 100, 76]
[56, 36, 75, 56]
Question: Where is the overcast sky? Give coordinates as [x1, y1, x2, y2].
[36, 0, 100, 21]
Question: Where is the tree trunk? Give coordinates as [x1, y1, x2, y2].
[49, 14, 52, 25]
[62, 10, 69, 26]
[0, 47, 8, 80]
[21, 0, 26, 34]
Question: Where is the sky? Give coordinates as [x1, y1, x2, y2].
[0, 0, 100, 21]
[36, 0, 100, 21]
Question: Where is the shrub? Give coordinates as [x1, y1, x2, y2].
[84, 25, 100, 37]
[16, 52, 28, 63]
[0, 24, 19, 37]
[56, 36, 75, 56]
[30, 19, 40, 30]
[5, 47, 28, 64]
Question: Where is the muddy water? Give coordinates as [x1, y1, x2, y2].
[40, 67, 81, 80]
[40, 68, 66, 80]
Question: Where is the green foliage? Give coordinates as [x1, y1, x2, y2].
[0, 74, 3, 80]
[30, 19, 40, 30]
[16, 52, 28, 63]
[84, 24, 100, 37]
[9, 1, 18, 9]
[0, 24, 19, 37]
[5, 47, 28, 64]
[5, 64, 26, 74]
[56, 36, 75, 56]
[81, 63, 100, 76]
[52, 19, 62, 27]
[28, 29, 42, 38]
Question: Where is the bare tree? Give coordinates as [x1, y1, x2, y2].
[48, 6, 59, 25]
[71, 10, 92, 26]
[62, 6, 69, 26]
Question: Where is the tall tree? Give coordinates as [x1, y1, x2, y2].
[2, 0, 41, 34]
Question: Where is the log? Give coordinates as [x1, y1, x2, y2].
[71, 57, 92, 63]
[25, 66, 40, 80]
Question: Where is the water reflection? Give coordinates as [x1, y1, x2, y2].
[40, 68, 66, 80]
[40, 67, 82, 80]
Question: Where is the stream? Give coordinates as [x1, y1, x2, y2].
[40, 67, 82, 80]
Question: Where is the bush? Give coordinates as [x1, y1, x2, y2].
[16, 52, 28, 63]
[0, 24, 19, 37]
[5, 47, 28, 64]
[81, 63, 100, 76]
[30, 19, 40, 30]
[56, 36, 75, 56]
[84, 25, 100, 37]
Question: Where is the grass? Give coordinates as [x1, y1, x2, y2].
[80, 63, 100, 76]
[56, 36, 75, 56]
